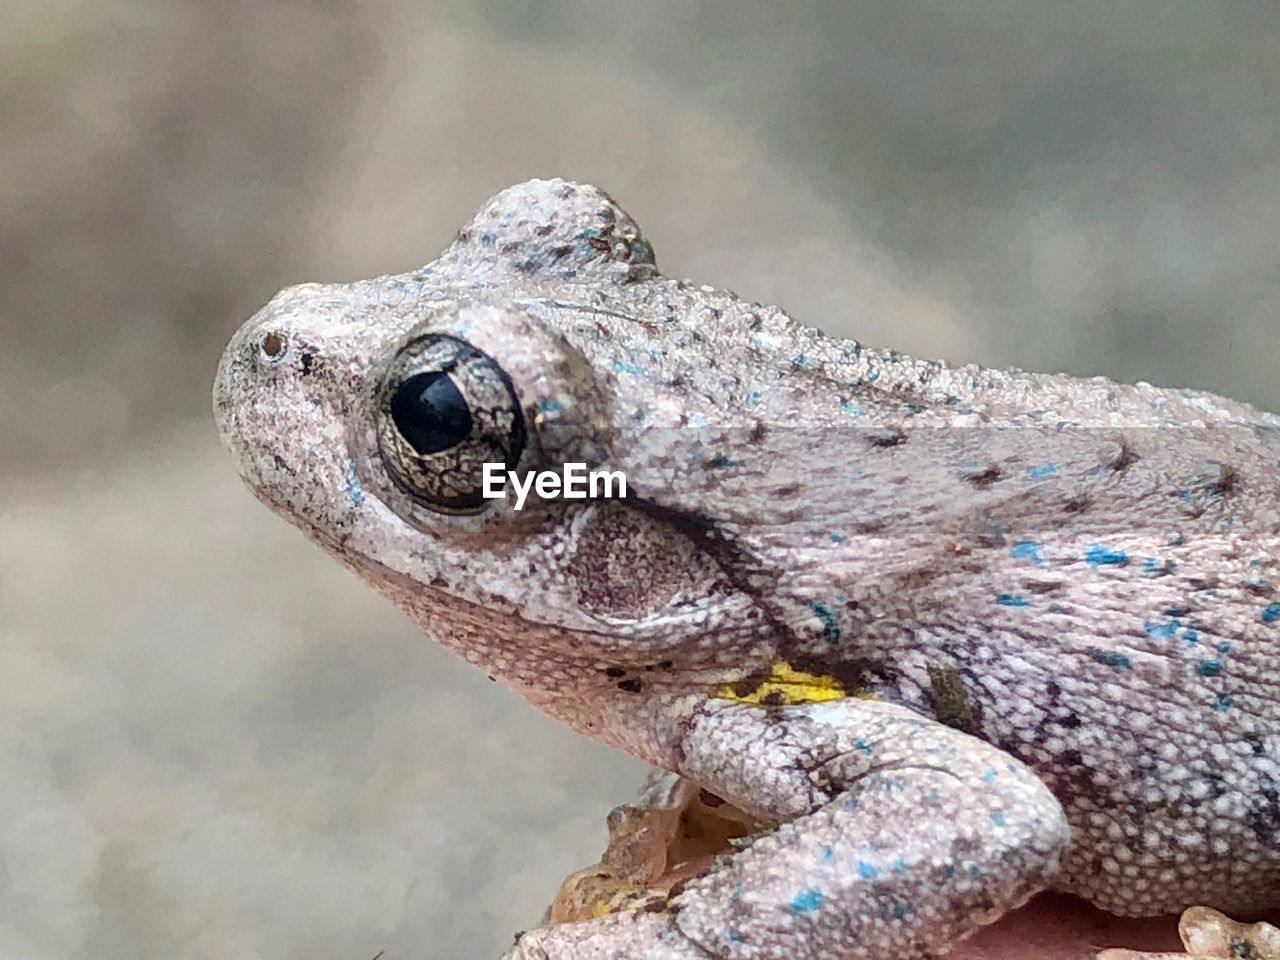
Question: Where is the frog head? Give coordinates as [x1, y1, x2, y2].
[213, 180, 774, 695]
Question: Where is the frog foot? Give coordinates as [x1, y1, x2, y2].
[1097, 906, 1280, 960]
[547, 772, 755, 924]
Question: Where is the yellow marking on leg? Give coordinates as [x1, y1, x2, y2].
[715, 662, 849, 705]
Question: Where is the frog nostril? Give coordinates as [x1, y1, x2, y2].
[260, 331, 287, 362]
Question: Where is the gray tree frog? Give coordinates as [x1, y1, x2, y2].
[214, 179, 1280, 960]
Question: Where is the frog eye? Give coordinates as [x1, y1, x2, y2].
[375, 333, 526, 514]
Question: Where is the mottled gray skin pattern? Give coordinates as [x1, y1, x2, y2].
[214, 179, 1280, 959]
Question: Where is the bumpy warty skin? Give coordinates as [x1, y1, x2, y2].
[214, 178, 1280, 959]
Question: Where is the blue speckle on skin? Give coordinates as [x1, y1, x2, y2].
[840, 399, 865, 415]
[687, 413, 708, 429]
[1197, 660, 1222, 678]
[1184, 629, 1200, 647]
[821, 846, 835, 865]
[981, 766, 998, 783]
[632, 409, 646, 423]
[1218, 641, 1233, 654]
[611, 359, 646, 376]
[1142, 557, 1160, 575]
[1027, 461, 1057, 480]
[1144, 618, 1180, 640]
[1213, 693, 1234, 713]
[995, 593, 1029, 607]
[828, 532, 845, 544]
[789, 889, 825, 913]
[892, 858, 907, 873]
[990, 813, 1006, 827]
[852, 737, 872, 755]
[746, 390, 763, 407]
[1010, 540, 1044, 565]
[536, 398, 562, 414]
[343, 460, 364, 507]
[479, 230, 496, 246]
[728, 929, 745, 944]
[891, 903, 911, 920]
[793, 355, 816, 370]
[809, 601, 841, 643]
[1085, 545, 1129, 567]
[856, 862, 880, 880]
[1091, 649, 1131, 671]
[1262, 603, 1280, 624]
[710, 455, 739, 469]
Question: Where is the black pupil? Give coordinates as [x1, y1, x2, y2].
[390, 371, 472, 454]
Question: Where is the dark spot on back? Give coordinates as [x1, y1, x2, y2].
[749, 421, 768, 444]
[1064, 494, 1091, 514]
[299, 351, 315, 376]
[1108, 441, 1140, 472]
[965, 466, 1003, 488]
[1024, 579, 1064, 595]
[604, 666, 626, 678]
[868, 429, 907, 449]
[617, 678, 643, 693]
[1206, 464, 1242, 499]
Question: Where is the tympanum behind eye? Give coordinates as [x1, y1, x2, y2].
[375, 333, 526, 514]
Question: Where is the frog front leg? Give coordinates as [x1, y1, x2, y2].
[508, 697, 1070, 960]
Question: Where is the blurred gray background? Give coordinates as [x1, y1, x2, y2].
[3, 2, 1278, 958]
